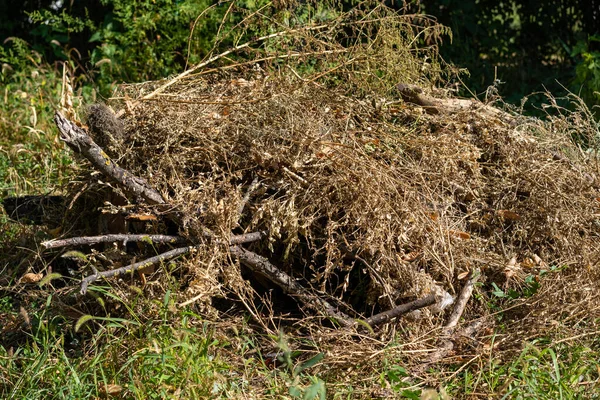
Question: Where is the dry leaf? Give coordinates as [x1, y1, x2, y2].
[497, 209, 521, 221]
[20, 272, 43, 284]
[99, 383, 123, 398]
[448, 230, 470, 240]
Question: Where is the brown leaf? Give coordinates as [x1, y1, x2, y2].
[449, 230, 470, 240]
[20, 272, 43, 284]
[99, 383, 123, 398]
[497, 210, 521, 221]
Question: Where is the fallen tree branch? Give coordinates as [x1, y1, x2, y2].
[80, 246, 195, 294]
[396, 83, 514, 121]
[365, 294, 436, 327]
[42, 234, 187, 249]
[229, 245, 354, 327]
[43, 231, 267, 250]
[54, 111, 165, 204]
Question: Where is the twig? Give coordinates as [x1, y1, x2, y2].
[416, 274, 480, 371]
[229, 245, 354, 327]
[365, 294, 436, 327]
[444, 275, 476, 332]
[237, 177, 260, 223]
[229, 231, 268, 245]
[136, 25, 330, 105]
[42, 234, 187, 249]
[54, 112, 165, 205]
[80, 246, 195, 294]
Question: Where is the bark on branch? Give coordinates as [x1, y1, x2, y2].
[54, 111, 165, 204]
[365, 294, 436, 327]
[396, 83, 514, 121]
[229, 245, 355, 327]
[80, 246, 195, 294]
[42, 234, 187, 249]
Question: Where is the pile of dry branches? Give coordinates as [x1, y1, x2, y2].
[14, 2, 600, 376]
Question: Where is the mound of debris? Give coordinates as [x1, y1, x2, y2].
[7, 3, 600, 374]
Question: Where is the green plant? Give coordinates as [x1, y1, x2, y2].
[274, 330, 327, 399]
[570, 34, 600, 114]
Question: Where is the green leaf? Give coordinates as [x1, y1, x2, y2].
[303, 379, 326, 400]
[293, 352, 325, 376]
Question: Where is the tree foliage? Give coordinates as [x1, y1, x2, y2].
[419, 0, 600, 112]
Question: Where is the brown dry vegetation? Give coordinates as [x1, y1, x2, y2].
[2, 2, 600, 397]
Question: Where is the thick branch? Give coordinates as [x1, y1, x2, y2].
[54, 111, 165, 204]
[42, 234, 187, 249]
[365, 294, 436, 327]
[80, 246, 195, 294]
[229, 245, 354, 327]
[396, 83, 513, 121]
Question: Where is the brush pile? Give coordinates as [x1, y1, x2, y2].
[17, 2, 600, 373]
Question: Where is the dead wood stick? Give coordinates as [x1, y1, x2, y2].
[42, 234, 187, 249]
[54, 112, 165, 205]
[80, 246, 195, 294]
[365, 294, 436, 327]
[43, 231, 267, 250]
[229, 231, 268, 244]
[444, 275, 476, 332]
[237, 177, 260, 223]
[417, 274, 479, 371]
[396, 83, 513, 121]
[229, 245, 354, 327]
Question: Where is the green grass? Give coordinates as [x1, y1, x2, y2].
[446, 340, 600, 399]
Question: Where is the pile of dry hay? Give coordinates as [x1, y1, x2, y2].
[37, 2, 600, 378]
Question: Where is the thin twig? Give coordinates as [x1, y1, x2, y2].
[237, 177, 260, 223]
[80, 246, 195, 294]
[365, 294, 436, 327]
[416, 273, 480, 371]
[137, 25, 330, 104]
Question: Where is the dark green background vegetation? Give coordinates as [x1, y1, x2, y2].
[2, 0, 599, 111]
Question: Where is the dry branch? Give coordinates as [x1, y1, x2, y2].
[80, 246, 194, 294]
[365, 294, 436, 327]
[229, 245, 354, 327]
[417, 274, 480, 371]
[54, 112, 165, 204]
[396, 83, 514, 121]
[43, 231, 267, 249]
[42, 234, 187, 249]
